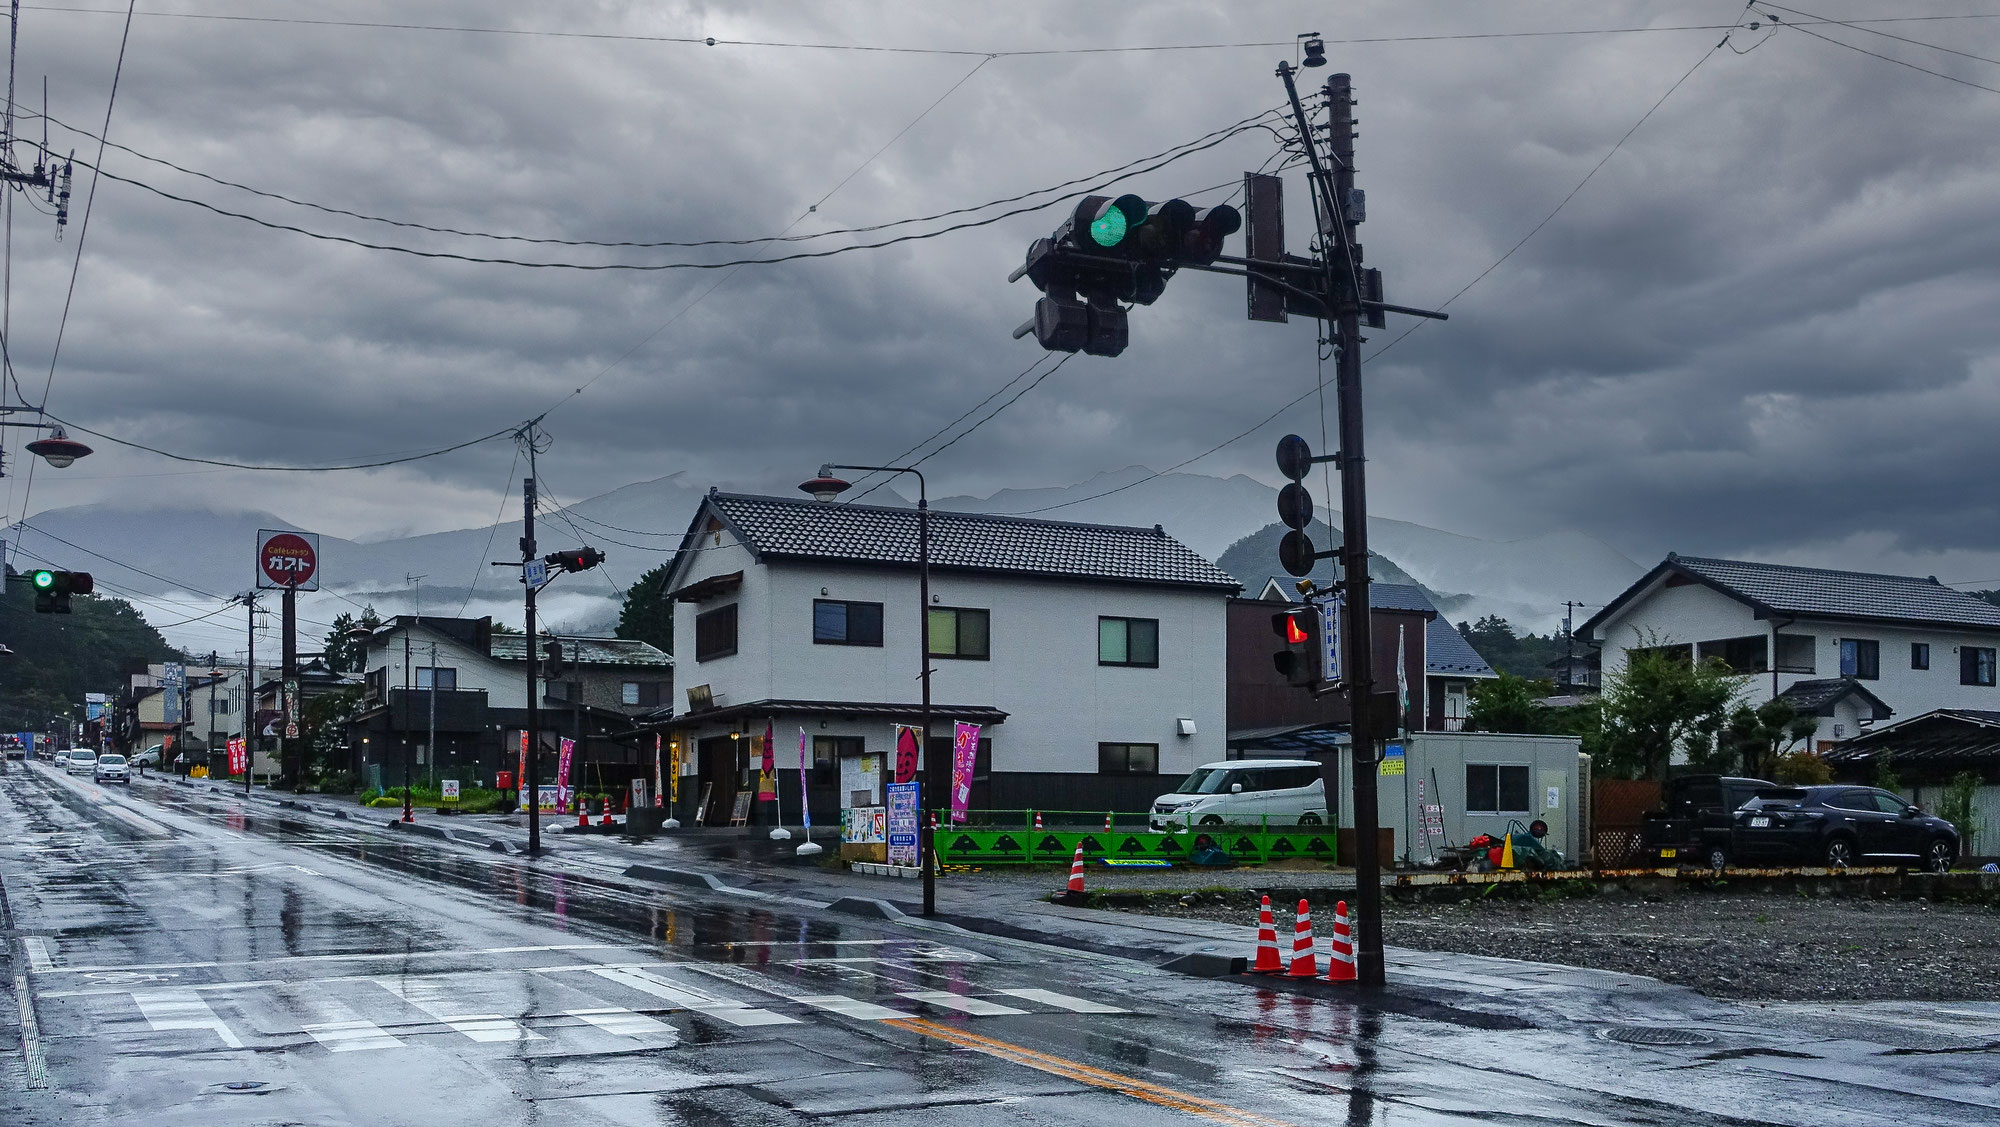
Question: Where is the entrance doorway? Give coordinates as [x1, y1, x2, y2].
[696, 735, 740, 826]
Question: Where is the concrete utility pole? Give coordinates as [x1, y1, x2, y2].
[243, 592, 256, 795]
[522, 450, 543, 857]
[1562, 600, 1586, 689]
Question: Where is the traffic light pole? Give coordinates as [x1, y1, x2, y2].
[523, 471, 542, 858]
[1281, 62, 1387, 988]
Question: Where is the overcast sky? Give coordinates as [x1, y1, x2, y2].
[6, 1, 2000, 591]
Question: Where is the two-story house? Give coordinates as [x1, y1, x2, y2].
[347, 615, 672, 790]
[651, 490, 1237, 825]
[1583, 554, 2000, 745]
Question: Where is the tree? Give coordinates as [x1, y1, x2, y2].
[617, 562, 673, 654]
[490, 620, 522, 635]
[1457, 615, 1572, 680]
[1597, 647, 1743, 780]
[1937, 771, 1981, 856]
[0, 576, 177, 732]
[300, 683, 365, 786]
[1712, 698, 1818, 778]
[1466, 672, 1552, 733]
[322, 605, 383, 674]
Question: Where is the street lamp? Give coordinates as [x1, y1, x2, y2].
[800, 463, 935, 914]
[24, 427, 91, 468]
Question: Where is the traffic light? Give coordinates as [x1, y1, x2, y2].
[1274, 434, 1326, 578]
[542, 639, 567, 681]
[1272, 606, 1320, 687]
[1011, 193, 1240, 357]
[29, 569, 92, 613]
[543, 547, 605, 574]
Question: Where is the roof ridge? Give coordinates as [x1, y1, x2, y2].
[1673, 553, 1958, 589]
[711, 490, 1177, 540]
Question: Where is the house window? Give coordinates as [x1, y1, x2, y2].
[928, 607, 990, 659]
[1098, 742, 1159, 774]
[1696, 635, 1768, 675]
[813, 600, 883, 647]
[1838, 639, 1879, 680]
[1962, 646, 1996, 687]
[1466, 763, 1531, 814]
[415, 667, 457, 691]
[695, 604, 738, 662]
[545, 680, 582, 702]
[1098, 617, 1159, 667]
[209, 697, 232, 715]
[622, 681, 663, 707]
[1774, 634, 1816, 674]
[1912, 643, 1930, 671]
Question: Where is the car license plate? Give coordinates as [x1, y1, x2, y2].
[1659, 848, 1677, 859]
[1749, 816, 1770, 828]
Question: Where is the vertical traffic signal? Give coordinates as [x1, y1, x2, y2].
[1272, 606, 1321, 686]
[29, 569, 91, 613]
[1274, 434, 1327, 578]
[542, 639, 567, 681]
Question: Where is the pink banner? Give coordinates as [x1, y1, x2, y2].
[798, 726, 812, 832]
[756, 721, 776, 800]
[950, 721, 980, 824]
[556, 737, 575, 813]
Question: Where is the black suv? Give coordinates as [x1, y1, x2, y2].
[1640, 775, 1775, 869]
[1733, 785, 1959, 871]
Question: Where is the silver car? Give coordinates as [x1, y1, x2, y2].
[93, 753, 129, 784]
[63, 749, 97, 774]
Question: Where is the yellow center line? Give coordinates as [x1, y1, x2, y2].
[884, 1015, 1308, 1127]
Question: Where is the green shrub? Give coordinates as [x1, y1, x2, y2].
[1938, 771, 1980, 855]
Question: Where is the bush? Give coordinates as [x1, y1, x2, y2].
[1769, 749, 1832, 785]
[1938, 771, 1980, 855]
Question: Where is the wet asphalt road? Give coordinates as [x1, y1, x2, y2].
[2, 761, 1995, 1126]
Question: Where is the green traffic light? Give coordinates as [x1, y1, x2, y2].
[31, 570, 53, 589]
[1089, 208, 1127, 248]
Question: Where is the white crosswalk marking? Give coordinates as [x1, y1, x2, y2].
[798, 994, 906, 1021]
[566, 1007, 678, 1039]
[302, 1018, 404, 1052]
[585, 966, 800, 1027]
[131, 989, 244, 1048]
[995, 988, 1128, 1014]
[373, 977, 542, 1043]
[22, 937, 54, 972]
[898, 990, 1027, 1017]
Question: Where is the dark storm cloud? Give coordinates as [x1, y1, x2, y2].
[5, 1, 2000, 586]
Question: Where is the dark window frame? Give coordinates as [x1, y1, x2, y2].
[1098, 616, 1160, 668]
[415, 666, 457, 691]
[927, 606, 991, 660]
[1465, 763, 1533, 814]
[1963, 646, 1997, 687]
[813, 599, 884, 647]
[695, 603, 739, 662]
[1838, 638, 1880, 680]
[1097, 742, 1160, 775]
[1912, 642, 1930, 671]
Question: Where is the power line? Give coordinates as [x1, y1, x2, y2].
[910, 352, 1076, 470]
[1758, 2, 2000, 68]
[1759, 8, 2000, 96]
[846, 353, 1058, 503]
[36, 411, 526, 471]
[455, 445, 520, 618]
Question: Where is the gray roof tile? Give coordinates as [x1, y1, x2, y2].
[489, 635, 673, 668]
[707, 492, 1239, 592]
[1670, 554, 2000, 630]
[1350, 582, 1497, 678]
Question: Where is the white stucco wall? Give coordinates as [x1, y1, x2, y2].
[669, 526, 1229, 776]
[369, 628, 520, 707]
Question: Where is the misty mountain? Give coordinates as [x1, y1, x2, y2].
[1213, 520, 1430, 597]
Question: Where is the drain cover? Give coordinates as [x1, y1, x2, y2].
[222, 1081, 269, 1092]
[1601, 1026, 1716, 1047]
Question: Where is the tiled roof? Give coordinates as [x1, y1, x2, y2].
[1824, 709, 2000, 766]
[1775, 677, 1892, 719]
[489, 635, 673, 668]
[1370, 583, 1497, 678]
[706, 492, 1239, 592]
[1667, 554, 2000, 630]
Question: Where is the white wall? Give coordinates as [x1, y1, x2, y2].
[368, 628, 520, 707]
[671, 536, 1228, 776]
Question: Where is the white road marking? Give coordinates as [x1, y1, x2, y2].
[22, 938, 53, 972]
[898, 990, 1027, 1017]
[45, 943, 622, 975]
[584, 966, 800, 1027]
[373, 977, 542, 1042]
[567, 1006, 678, 1039]
[994, 988, 1128, 1014]
[130, 989, 245, 1048]
[797, 994, 906, 1021]
[302, 1017, 404, 1052]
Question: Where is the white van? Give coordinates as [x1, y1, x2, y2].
[1149, 759, 1329, 830]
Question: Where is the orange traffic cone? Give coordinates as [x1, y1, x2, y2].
[1252, 895, 1284, 974]
[600, 810, 615, 827]
[1103, 812, 1113, 832]
[1033, 811, 1044, 830]
[576, 806, 589, 829]
[1065, 844, 1086, 895]
[1324, 899, 1357, 982]
[1288, 899, 1318, 978]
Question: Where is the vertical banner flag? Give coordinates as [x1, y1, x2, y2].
[756, 720, 776, 801]
[669, 738, 681, 807]
[950, 721, 980, 824]
[1396, 623, 1410, 731]
[892, 723, 921, 785]
[517, 731, 530, 810]
[653, 734, 664, 808]
[557, 737, 576, 813]
[798, 727, 812, 832]
[162, 663, 185, 726]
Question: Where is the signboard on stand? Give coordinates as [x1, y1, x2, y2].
[441, 779, 460, 805]
[256, 529, 320, 590]
[886, 781, 919, 868]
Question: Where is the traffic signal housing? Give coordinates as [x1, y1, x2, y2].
[543, 547, 605, 574]
[542, 639, 567, 681]
[29, 569, 92, 613]
[1271, 606, 1321, 687]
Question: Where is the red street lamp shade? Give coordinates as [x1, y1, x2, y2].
[25, 429, 91, 469]
[798, 471, 851, 503]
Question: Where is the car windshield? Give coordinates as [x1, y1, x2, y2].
[1175, 767, 1237, 795]
[98, 755, 124, 765]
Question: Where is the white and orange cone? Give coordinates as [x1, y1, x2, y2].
[1065, 844, 1086, 895]
[1104, 812, 1113, 832]
[1324, 899, 1357, 982]
[1252, 894, 1284, 974]
[1287, 899, 1318, 978]
[1034, 811, 1044, 830]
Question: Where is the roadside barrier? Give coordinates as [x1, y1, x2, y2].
[1252, 895, 1283, 973]
[1325, 900, 1356, 982]
[1288, 899, 1317, 978]
[1065, 845, 1086, 894]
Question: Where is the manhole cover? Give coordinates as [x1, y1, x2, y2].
[1601, 1026, 1716, 1047]
[222, 1081, 269, 1092]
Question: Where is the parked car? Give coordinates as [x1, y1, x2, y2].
[1733, 785, 1959, 872]
[1149, 759, 1329, 830]
[93, 753, 129, 784]
[129, 745, 163, 770]
[1639, 774, 1776, 869]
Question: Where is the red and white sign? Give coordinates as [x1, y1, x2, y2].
[256, 529, 320, 590]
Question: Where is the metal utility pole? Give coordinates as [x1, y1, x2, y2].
[281, 584, 298, 790]
[428, 639, 438, 789]
[1562, 600, 1585, 690]
[523, 464, 543, 857]
[205, 651, 218, 760]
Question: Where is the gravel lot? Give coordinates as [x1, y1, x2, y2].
[1115, 888, 2000, 1002]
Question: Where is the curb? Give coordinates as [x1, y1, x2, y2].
[624, 864, 726, 891]
[827, 896, 906, 920]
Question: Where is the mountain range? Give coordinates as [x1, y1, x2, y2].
[8, 467, 1644, 650]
